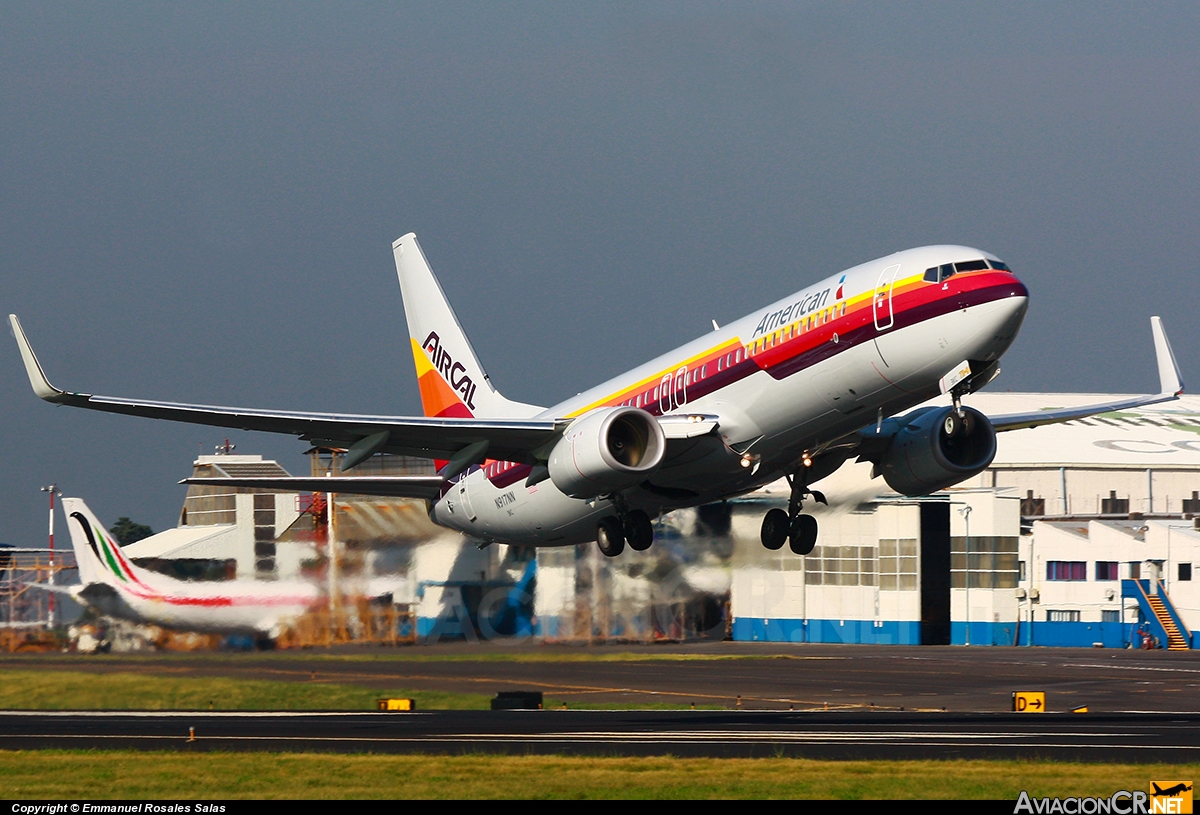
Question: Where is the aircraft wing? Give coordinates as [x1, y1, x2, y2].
[847, 315, 1184, 465]
[9, 315, 561, 465]
[987, 316, 1183, 432]
[10, 315, 722, 474]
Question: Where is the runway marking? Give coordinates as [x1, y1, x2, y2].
[1065, 663, 1200, 675]
[2, 732, 1197, 752]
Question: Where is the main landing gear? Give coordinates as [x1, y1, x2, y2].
[760, 474, 826, 556]
[596, 509, 654, 557]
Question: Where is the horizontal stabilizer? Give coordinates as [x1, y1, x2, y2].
[181, 476, 446, 500]
[20, 581, 79, 597]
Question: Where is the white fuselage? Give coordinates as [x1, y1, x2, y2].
[432, 245, 1029, 546]
[63, 497, 322, 637]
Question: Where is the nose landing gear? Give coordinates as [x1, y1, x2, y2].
[759, 472, 826, 555]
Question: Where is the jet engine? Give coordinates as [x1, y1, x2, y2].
[548, 406, 666, 498]
[879, 406, 997, 496]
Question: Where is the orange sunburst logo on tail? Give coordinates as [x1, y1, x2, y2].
[411, 331, 477, 418]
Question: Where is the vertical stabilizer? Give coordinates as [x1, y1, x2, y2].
[393, 234, 544, 419]
[61, 498, 154, 592]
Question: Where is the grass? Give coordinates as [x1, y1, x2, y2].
[0, 669, 721, 711]
[1, 667, 1190, 799]
[0, 668, 492, 710]
[6, 649, 838, 664]
[1, 751, 1195, 799]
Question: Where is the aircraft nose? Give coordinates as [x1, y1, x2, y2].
[979, 280, 1028, 360]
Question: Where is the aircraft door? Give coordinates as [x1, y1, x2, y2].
[657, 367, 689, 413]
[456, 478, 477, 522]
[673, 365, 688, 410]
[873, 263, 900, 331]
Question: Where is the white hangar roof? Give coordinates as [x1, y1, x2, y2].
[965, 393, 1200, 469]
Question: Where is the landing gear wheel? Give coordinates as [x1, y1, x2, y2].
[761, 508, 789, 550]
[943, 411, 962, 438]
[596, 516, 625, 557]
[624, 510, 654, 551]
[789, 514, 818, 555]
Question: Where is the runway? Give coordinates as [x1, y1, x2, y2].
[5, 643, 1200, 760]
[5, 642, 1200, 713]
[2, 709, 1198, 760]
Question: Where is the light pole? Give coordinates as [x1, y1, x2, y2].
[40, 485, 61, 629]
[958, 504, 972, 646]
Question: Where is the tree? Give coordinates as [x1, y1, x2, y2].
[109, 517, 153, 546]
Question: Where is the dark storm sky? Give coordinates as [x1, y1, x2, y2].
[2, 2, 1198, 544]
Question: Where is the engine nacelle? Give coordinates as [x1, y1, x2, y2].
[548, 407, 666, 499]
[879, 406, 997, 496]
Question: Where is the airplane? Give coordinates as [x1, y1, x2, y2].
[35, 497, 322, 639]
[1152, 783, 1193, 798]
[9, 235, 1185, 558]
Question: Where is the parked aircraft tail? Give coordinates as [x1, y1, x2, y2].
[61, 497, 152, 591]
[393, 233, 543, 419]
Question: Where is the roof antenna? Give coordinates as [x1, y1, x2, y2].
[711, 319, 720, 331]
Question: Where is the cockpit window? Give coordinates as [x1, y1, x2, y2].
[924, 264, 957, 283]
[927, 257, 1006, 283]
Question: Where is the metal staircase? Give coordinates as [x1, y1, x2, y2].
[1123, 579, 1192, 650]
[1147, 594, 1190, 650]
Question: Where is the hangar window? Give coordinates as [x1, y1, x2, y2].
[1096, 561, 1119, 581]
[1101, 491, 1129, 514]
[1182, 491, 1200, 513]
[954, 259, 989, 273]
[1047, 561, 1087, 581]
[877, 538, 919, 591]
[952, 535, 1018, 588]
[1102, 610, 1120, 623]
[1180, 563, 1193, 582]
[806, 544, 879, 587]
[1047, 609, 1081, 622]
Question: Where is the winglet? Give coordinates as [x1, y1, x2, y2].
[8, 314, 68, 402]
[1152, 316, 1184, 395]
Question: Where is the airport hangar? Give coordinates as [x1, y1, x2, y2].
[728, 393, 1200, 648]
[109, 394, 1200, 651]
